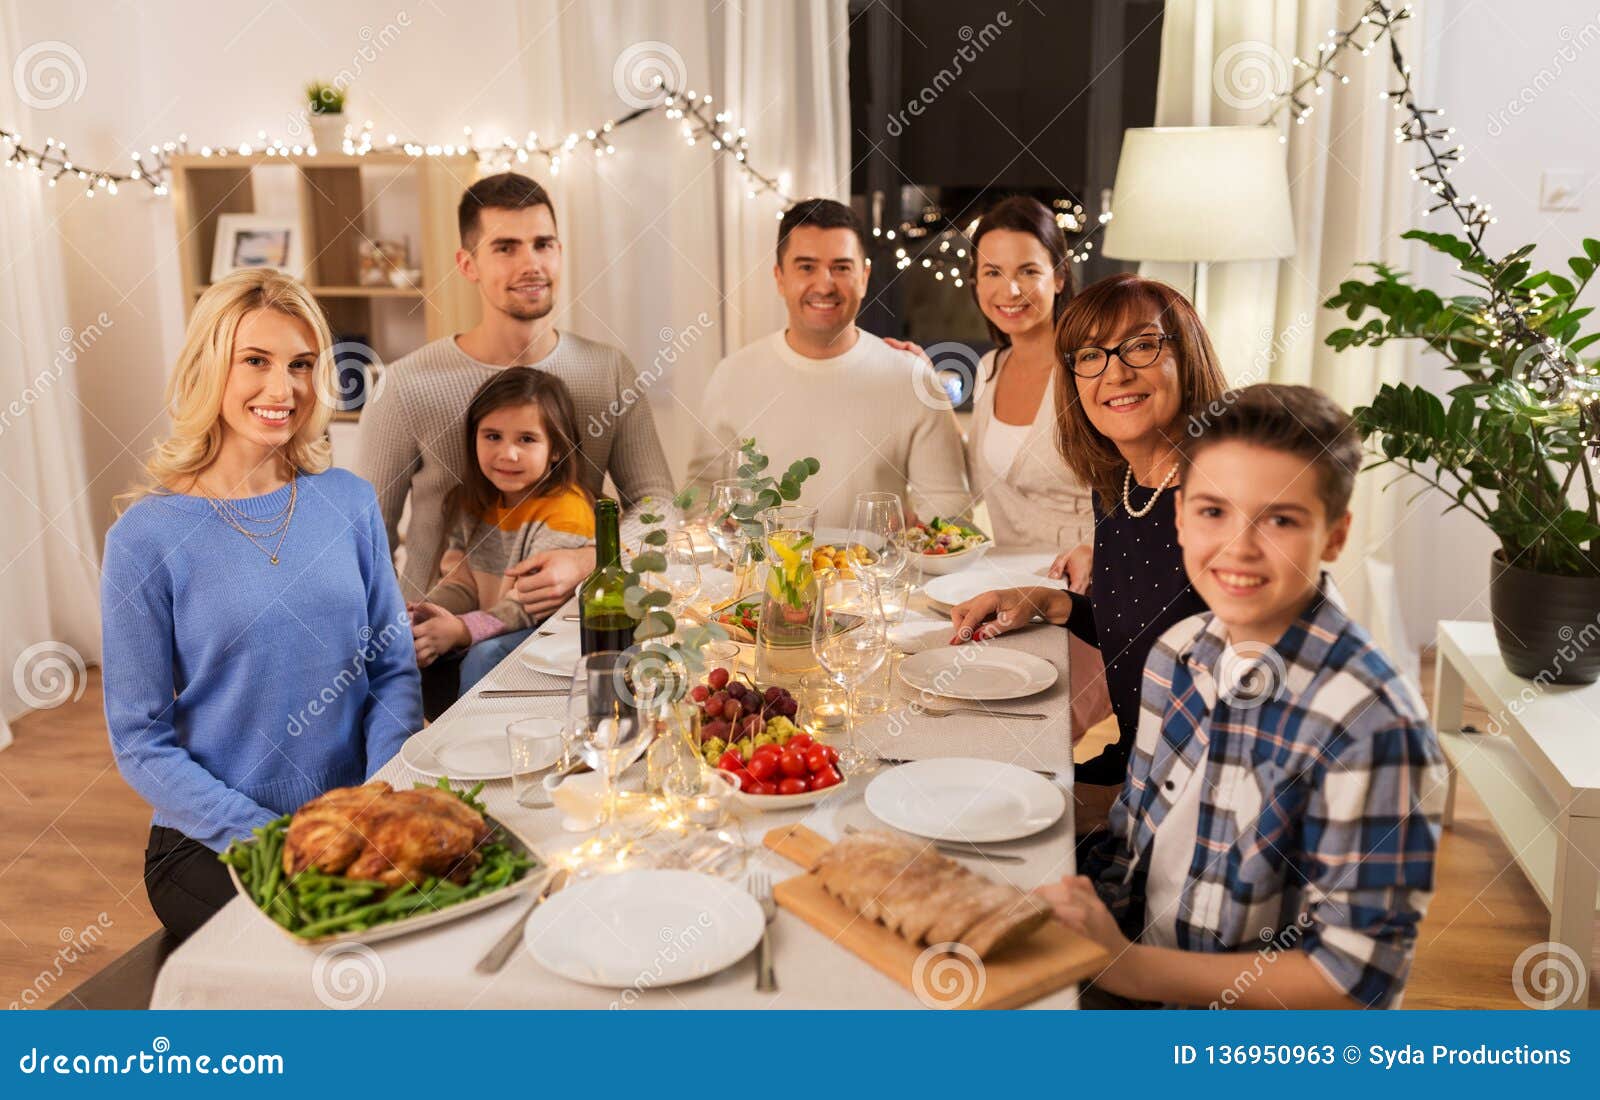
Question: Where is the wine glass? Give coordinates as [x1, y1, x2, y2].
[708, 479, 758, 597]
[656, 531, 703, 613]
[811, 573, 888, 774]
[851, 491, 907, 583]
[567, 651, 649, 863]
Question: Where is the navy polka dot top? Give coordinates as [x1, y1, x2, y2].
[1065, 482, 1208, 786]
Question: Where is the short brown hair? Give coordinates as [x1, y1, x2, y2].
[1054, 274, 1228, 507]
[776, 198, 866, 264]
[1178, 383, 1363, 520]
[459, 172, 555, 250]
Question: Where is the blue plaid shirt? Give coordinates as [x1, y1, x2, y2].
[1083, 576, 1448, 1008]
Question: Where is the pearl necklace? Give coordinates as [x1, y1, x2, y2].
[1121, 462, 1178, 519]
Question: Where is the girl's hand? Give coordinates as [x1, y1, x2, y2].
[1035, 875, 1130, 957]
[410, 602, 468, 668]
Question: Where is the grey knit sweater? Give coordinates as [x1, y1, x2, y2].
[355, 332, 674, 600]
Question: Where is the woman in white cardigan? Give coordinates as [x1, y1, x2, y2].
[894, 196, 1110, 741]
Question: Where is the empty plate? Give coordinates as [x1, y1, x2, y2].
[898, 647, 1058, 700]
[921, 567, 1067, 611]
[524, 869, 764, 988]
[865, 757, 1066, 842]
[400, 714, 535, 781]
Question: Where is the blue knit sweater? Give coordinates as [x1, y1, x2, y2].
[100, 468, 423, 851]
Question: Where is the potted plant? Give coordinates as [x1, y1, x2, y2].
[1326, 230, 1600, 683]
[305, 81, 347, 151]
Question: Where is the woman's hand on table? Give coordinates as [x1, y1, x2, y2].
[506, 545, 597, 617]
[1049, 543, 1093, 593]
[948, 585, 1073, 642]
[409, 602, 469, 667]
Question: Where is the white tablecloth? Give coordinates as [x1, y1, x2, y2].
[150, 554, 1080, 1009]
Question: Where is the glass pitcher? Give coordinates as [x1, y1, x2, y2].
[754, 504, 820, 687]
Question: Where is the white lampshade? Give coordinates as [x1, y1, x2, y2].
[1101, 126, 1295, 263]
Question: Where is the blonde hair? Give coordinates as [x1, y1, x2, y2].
[122, 269, 335, 508]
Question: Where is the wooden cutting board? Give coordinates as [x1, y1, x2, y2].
[763, 823, 1108, 1009]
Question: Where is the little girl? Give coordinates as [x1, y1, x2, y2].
[411, 367, 594, 714]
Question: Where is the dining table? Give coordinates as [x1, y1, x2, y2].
[148, 551, 1084, 1009]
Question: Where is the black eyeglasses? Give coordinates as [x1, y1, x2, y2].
[1068, 333, 1175, 378]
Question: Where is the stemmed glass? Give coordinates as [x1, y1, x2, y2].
[646, 530, 703, 614]
[851, 491, 907, 584]
[567, 651, 649, 865]
[811, 572, 888, 775]
[708, 479, 759, 598]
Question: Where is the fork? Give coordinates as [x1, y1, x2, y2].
[750, 870, 777, 993]
[912, 704, 1047, 720]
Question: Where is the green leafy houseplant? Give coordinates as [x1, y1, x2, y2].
[1327, 231, 1600, 578]
[305, 81, 346, 116]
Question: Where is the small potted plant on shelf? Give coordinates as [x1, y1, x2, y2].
[1327, 230, 1600, 683]
[305, 80, 347, 151]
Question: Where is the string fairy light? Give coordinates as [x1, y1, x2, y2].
[0, 77, 791, 207]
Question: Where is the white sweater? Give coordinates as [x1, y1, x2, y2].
[687, 330, 972, 527]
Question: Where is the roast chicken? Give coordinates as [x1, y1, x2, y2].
[810, 830, 1051, 958]
[283, 781, 492, 887]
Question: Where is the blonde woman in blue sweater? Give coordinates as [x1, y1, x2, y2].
[101, 269, 422, 939]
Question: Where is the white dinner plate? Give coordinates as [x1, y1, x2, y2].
[921, 567, 1068, 611]
[865, 757, 1066, 843]
[897, 647, 1058, 701]
[400, 714, 550, 781]
[524, 869, 764, 988]
[518, 630, 582, 677]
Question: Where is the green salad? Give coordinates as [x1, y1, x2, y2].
[906, 517, 989, 556]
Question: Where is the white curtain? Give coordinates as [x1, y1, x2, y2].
[0, 5, 105, 744]
[514, 0, 849, 480]
[1149, 0, 1427, 674]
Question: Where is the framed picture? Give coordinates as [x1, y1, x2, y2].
[211, 213, 305, 281]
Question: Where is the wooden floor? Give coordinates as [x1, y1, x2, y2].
[0, 661, 1594, 1008]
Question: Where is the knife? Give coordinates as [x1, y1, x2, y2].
[476, 867, 569, 974]
[843, 823, 1025, 864]
[478, 688, 568, 698]
[875, 756, 1060, 779]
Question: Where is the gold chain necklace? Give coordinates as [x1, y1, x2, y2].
[1121, 462, 1179, 519]
[206, 472, 297, 565]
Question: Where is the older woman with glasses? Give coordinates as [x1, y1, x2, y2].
[950, 274, 1227, 805]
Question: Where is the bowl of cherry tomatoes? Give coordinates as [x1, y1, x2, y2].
[715, 731, 847, 809]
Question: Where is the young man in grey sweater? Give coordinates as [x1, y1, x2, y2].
[357, 172, 674, 615]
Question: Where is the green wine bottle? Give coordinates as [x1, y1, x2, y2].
[578, 497, 636, 655]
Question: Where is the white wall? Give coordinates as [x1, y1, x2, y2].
[1389, 1, 1600, 649]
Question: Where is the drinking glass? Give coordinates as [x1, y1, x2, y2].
[810, 573, 888, 773]
[645, 530, 703, 613]
[567, 651, 649, 860]
[850, 491, 907, 582]
[708, 479, 759, 596]
[507, 717, 568, 809]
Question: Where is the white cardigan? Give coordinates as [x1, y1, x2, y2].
[966, 348, 1096, 551]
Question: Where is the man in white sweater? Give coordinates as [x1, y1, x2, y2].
[688, 199, 970, 527]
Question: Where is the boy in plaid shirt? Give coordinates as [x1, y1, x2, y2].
[1039, 384, 1448, 1008]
